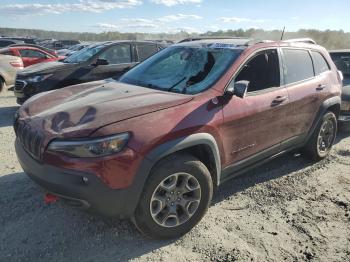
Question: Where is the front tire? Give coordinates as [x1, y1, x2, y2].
[133, 154, 213, 239]
[304, 111, 337, 161]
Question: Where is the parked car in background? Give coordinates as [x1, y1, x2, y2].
[56, 44, 90, 57]
[14, 38, 341, 239]
[14, 40, 167, 104]
[9, 43, 58, 56]
[41, 40, 81, 50]
[329, 50, 350, 130]
[0, 37, 36, 44]
[0, 39, 24, 48]
[0, 46, 64, 67]
[0, 55, 23, 92]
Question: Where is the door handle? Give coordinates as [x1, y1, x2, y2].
[316, 84, 326, 91]
[271, 96, 288, 106]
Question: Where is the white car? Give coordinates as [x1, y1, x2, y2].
[0, 54, 23, 92]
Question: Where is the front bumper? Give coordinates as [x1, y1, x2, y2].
[15, 139, 141, 218]
[13, 79, 36, 104]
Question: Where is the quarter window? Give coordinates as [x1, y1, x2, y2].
[235, 49, 280, 92]
[282, 49, 314, 84]
[99, 44, 131, 64]
[311, 51, 330, 75]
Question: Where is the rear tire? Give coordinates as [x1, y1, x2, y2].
[133, 154, 213, 239]
[304, 111, 337, 161]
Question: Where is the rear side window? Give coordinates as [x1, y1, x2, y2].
[311, 51, 330, 75]
[137, 44, 158, 61]
[282, 49, 314, 84]
[99, 44, 131, 64]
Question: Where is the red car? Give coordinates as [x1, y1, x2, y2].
[15, 38, 341, 239]
[0, 46, 64, 67]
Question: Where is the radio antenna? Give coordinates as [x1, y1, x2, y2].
[280, 26, 286, 40]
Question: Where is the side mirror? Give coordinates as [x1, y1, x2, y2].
[93, 58, 109, 66]
[225, 80, 249, 99]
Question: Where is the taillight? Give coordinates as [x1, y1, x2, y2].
[10, 61, 23, 69]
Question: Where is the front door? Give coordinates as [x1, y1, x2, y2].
[220, 49, 290, 175]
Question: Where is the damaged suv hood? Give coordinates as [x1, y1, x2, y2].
[19, 80, 193, 137]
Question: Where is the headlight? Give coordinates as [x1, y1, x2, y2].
[26, 74, 52, 83]
[341, 101, 350, 111]
[47, 133, 130, 158]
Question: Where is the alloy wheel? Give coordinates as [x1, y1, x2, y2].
[317, 118, 335, 155]
[150, 172, 201, 228]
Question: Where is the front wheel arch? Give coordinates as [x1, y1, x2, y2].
[144, 133, 222, 187]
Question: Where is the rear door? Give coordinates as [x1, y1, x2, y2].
[281, 48, 330, 143]
[221, 48, 290, 172]
[89, 43, 136, 80]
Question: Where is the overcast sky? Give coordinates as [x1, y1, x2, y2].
[0, 0, 348, 33]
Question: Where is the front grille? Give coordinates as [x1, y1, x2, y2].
[15, 120, 44, 161]
[14, 80, 26, 92]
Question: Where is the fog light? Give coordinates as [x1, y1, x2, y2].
[82, 177, 89, 184]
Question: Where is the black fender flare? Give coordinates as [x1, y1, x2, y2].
[145, 133, 221, 184]
[306, 96, 341, 142]
[123, 133, 222, 217]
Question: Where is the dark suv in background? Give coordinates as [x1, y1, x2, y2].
[14, 40, 168, 104]
[329, 50, 350, 130]
[15, 39, 341, 239]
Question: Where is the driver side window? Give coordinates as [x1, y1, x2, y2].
[235, 49, 280, 93]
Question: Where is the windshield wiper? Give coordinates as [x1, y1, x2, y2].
[167, 77, 187, 92]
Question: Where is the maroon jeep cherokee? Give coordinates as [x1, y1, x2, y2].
[15, 39, 342, 239]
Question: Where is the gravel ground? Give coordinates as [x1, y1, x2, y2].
[0, 90, 349, 262]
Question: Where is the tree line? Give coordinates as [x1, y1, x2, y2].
[1, 27, 349, 50]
